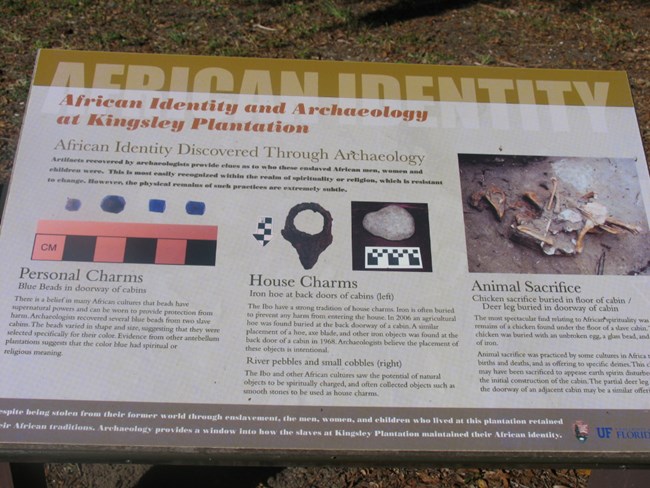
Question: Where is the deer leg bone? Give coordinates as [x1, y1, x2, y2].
[575, 220, 595, 254]
[599, 224, 623, 235]
[604, 216, 642, 234]
[547, 177, 558, 211]
[515, 225, 555, 245]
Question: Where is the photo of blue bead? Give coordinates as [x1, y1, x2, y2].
[65, 198, 81, 211]
[149, 199, 166, 213]
[186, 201, 206, 215]
[101, 195, 126, 214]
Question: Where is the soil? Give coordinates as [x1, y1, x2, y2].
[44, 463, 591, 488]
[1, 0, 649, 487]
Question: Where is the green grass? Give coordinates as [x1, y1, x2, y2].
[321, 0, 353, 24]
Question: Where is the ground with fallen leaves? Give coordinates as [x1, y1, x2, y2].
[2, 0, 648, 487]
[45, 463, 591, 487]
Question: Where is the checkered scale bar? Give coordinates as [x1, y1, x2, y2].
[32, 220, 217, 266]
[365, 246, 422, 269]
[253, 217, 273, 246]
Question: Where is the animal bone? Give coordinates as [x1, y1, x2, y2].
[574, 202, 607, 253]
[575, 220, 595, 253]
[579, 201, 608, 225]
[574, 202, 641, 253]
[546, 177, 558, 211]
[469, 190, 485, 209]
[604, 216, 642, 234]
[523, 191, 544, 210]
[484, 185, 507, 220]
[514, 225, 555, 246]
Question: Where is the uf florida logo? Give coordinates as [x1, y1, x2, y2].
[596, 427, 613, 439]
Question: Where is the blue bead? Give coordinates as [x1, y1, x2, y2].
[65, 198, 82, 211]
[101, 195, 126, 214]
[149, 199, 166, 213]
[186, 201, 206, 215]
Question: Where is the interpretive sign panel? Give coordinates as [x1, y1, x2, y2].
[0, 50, 648, 464]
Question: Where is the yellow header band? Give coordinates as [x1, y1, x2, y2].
[34, 49, 633, 107]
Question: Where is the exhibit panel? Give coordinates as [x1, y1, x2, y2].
[0, 50, 648, 463]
